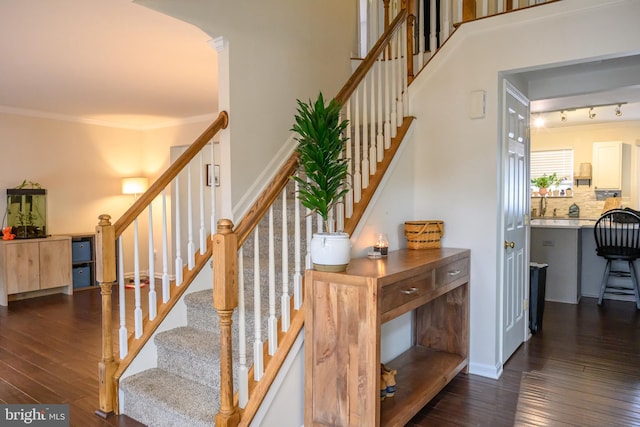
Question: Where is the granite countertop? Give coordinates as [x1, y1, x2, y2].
[530, 217, 597, 229]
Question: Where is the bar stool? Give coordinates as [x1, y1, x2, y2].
[593, 208, 640, 309]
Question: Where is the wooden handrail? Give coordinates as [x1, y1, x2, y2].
[335, 9, 407, 106]
[113, 111, 229, 238]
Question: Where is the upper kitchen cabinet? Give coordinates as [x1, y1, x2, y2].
[593, 141, 630, 192]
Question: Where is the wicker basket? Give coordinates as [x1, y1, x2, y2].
[404, 221, 444, 249]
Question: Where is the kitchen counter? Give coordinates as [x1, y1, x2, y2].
[531, 218, 596, 229]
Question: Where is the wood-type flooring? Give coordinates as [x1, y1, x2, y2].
[1, 288, 639, 426]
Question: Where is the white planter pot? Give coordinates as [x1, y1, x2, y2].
[310, 232, 351, 272]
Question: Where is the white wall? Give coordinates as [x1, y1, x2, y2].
[0, 110, 213, 275]
[136, 0, 358, 214]
[0, 112, 144, 235]
[405, 0, 640, 377]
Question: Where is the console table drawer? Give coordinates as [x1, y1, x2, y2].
[381, 270, 433, 315]
[435, 257, 469, 288]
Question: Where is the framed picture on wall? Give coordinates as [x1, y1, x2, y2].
[206, 164, 220, 187]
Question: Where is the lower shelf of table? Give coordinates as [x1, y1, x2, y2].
[380, 345, 468, 427]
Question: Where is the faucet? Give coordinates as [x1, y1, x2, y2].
[539, 196, 547, 217]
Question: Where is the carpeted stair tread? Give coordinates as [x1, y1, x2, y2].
[155, 326, 243, 389]
[120, 368, 217, 427]
[155, 326, 219, 359]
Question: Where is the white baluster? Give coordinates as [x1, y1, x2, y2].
[497, 0, 505, 13]
[118, 237, 128, 359]
[353, 87, 362, 203]
[199, 153, 206, 255]
[317, 212, 323, 234]
[281, 188, 290, 332]
[376, 57, 384, 163]
[456, 0, 463, 24]
[369, 63, 377, 175]
[481, 0, 489, 18]
[187, 163, 195, 270]
[293, 180, 303, 310]
[384, 47, 392, 148]
[161, 189, 170, 303]
[210, 143, 216, 241]
[238, 248, 248, 408]
[345, 100, 354, 219]
[305, 204, 312, 270]
[396, 29, 404, 127]
[401, 19, 409, 118]
[174, 175, 183, 286]
[268, 206, 277, 356]
[133, 218, 142, 339]
[253, 227, 263, 381]
[148, 204, 156, 321]
[362, 72, 370, 189]
[390, 36, 398, 138]
[443, 0, 452, 40]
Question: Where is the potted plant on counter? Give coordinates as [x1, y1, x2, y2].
[292, 92, 351, 272]
[531, 174, 554, 196]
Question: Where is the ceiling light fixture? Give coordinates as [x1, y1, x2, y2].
[615, 104, 622, 117]
[560, 110, 567, 122]
[588, 107, 596, 119]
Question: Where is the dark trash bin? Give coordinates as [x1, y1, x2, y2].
[529, 263, 548, 334]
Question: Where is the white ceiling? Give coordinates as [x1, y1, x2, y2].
[0, 0, 218, 129]
[1, 2, 638, 131]
[525, 55, 640, 128]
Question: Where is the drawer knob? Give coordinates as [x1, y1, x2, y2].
[401, 287, 418, 295]
[447, 270, 461, 276]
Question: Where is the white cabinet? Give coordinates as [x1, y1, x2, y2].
[593, 141, 623, 190]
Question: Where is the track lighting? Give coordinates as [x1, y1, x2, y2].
[588, 108, 596, 119]
[560, 110, 567, 122]
[615, 104, 622, 117]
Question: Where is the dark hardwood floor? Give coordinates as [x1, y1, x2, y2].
[410, 297, 640, 426]
[1, 288, 639, 426]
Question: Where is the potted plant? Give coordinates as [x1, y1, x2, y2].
[291, 92, 351, 272]
[531, 174, 553, 196]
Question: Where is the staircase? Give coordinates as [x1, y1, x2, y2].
[120, 290, 224, 427]
[120, 186, 297, 427]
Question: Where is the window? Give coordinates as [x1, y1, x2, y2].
[530, 149, 574, 193]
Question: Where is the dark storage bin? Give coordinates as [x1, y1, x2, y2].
[72, 240, 92, 262]
[529, 263, 548, 334]
[73, 265, 92, 289]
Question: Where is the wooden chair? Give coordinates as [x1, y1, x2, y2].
[594, 209, 640, 309]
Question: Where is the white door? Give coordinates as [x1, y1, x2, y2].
[502, 82, 529, 363]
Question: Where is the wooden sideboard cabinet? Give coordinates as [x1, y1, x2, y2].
[305, 248, 470, 427]
[0, 236, 72, 306]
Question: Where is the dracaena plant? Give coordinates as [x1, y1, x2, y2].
[291, 92, 350, 232]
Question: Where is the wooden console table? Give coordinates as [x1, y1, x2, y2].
[304, 248, 470, 426]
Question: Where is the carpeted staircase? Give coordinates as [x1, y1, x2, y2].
[119, 185, 301, 427]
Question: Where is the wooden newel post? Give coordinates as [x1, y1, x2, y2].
[213, 219, 240, 427]
[95, 214, 118, 418]
[405, 0, 415, 83]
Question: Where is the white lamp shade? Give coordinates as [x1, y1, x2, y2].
[122, 177, 149, 195]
